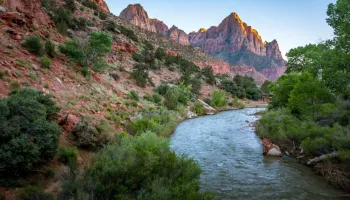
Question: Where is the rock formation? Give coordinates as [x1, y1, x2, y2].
[119, 4, 286, 82]
[2, 0, 54, 27]
[92, 0, 109, 13]
[168, 25, 189, 45]
[262, 138, 282, 157]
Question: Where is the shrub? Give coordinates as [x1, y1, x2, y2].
[232, 96, 245, 109]
[155, 47, 166, 60]
[82, 0, 98, 10]
[17, 185, 54, 200]
[58, 146, 78, 167]
[0, 71, 5, 80]
[104, 20, 117, 32]
[192, 101, 205, 115]
[60, 133, 213, 200]
[211, 89, 228, 108]
[70, 118, 111, 151]
[190, 78, 202, 95]
[144, 94, 154, 102]
[0, 88, 61, 175]
[40, 56, 52, 69]
[22, 36, 43, 55]
[132, 53, 144, 62]
[129, 90, 139, 101]
[154, 83, 170, 95]
[64, 0, 76, 11]
[152, 93, 162, 104]
[163, 89, 178, 110]
[131, 64, 149, 87]
[45, 40, 55, 58]
[202, 66, 216, 85]
[117, 25, 138, 42]
[91, 60, 109, 73]
[174, 82, 192, 105]
[99, 12, 108, 20]
[10, 81, 20, 91]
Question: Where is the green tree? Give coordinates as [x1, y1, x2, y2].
[0, 88, 61, 175]
[202, 66, 216, 85]
[211, 89, 228, 108]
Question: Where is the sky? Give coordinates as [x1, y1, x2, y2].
[105, 0, 336, 58]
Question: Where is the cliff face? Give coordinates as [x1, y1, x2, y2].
[2, 0, 53, 27]
[168, 25, 189, 45]
[189, 13, 283, 60]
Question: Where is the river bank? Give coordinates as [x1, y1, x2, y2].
[254, 112, 350, 192]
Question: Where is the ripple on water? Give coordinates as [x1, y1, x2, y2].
[170, 108, 344, 200]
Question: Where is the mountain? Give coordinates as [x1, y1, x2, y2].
[92, 0, 110, 12]
[119, 4, 287, 82]
[119, 4, 189, 45]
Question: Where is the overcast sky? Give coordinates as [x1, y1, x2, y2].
[106, 0, 336, 58]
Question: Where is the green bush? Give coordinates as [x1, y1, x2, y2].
[99, 12, 108, 20]
[211, 89, 228, 108]
[154, 83, 170, 95]
[152, 93, 162, 104]
[70, 118, 111, 151]
[45, 40, 55, 58]
[58, 146, 78, 167]
[232, 96, 245, 109]
[64, 0, 76, 11]
[117, 25, 138, 42]
[0, 88, 61, 175]
[132, 53, 144, 62]
[163, 89, 178, 110]
[0, 71, 5, 80]
[22, 36, 43, 55]
[190, 78, 202, 95]
[40, 56, 52, 69]
[191, 101, 205, 115]
[155, 47, 166, 60]
[203, 98, 211, 105]
[82, 0, 98, 10]
[202, 66, 216, 85]
[104, 20, 117, 32]
[10, 81, 20, 91]
[129, 90, 139, 101]
[17, 185, 54, 200]
[60, 133, 213, 200]
[91, 60, 109, 73]
[131, 64, 149, 87]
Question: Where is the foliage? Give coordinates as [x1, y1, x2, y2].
[163, 89, 178, 110]
[17, 185, 55, 200]
[64, 0, 76, 12]
[202, 66, 216, 85]
[190, 78, 202, 95]
[59, 31, 112, 70]
[82, 0, 98, 10]
[132, 53, 144, 62]
[0, 88, 61, 175]
[128, 90, 139, 101]
[103, 20, 117, 32]
[61, 133, 213, 200]
[210, 89, 228, 108]
[232, 96, 245, 109]
[58, 146, 78, 167]
[22, 36, 43, 55]
[91, 60, 110, 73]
[45, 40, 56, 58]
[155, 47, 166, 60]
[99, 12, 108, 20]
[221, 76, 261, 100]
[70, 118, 111, 151]
[131, 64, 149, 87]
[126, 107, 178, 137]
[117, 25, 138, 42]
[40, 56, 52, 69]
[261, 80, 272, 99]
[154, 83, 171, 95]
[191, 101, 205, 115]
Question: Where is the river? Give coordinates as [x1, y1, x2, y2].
[170, 108, 344, 200]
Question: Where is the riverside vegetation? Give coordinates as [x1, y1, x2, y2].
[0, 0, 267, 199]
[256, 0, 350, 191]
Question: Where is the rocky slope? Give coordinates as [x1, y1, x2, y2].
[92, 0, 109, 12]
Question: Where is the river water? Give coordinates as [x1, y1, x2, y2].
[170, 108, 344, 200]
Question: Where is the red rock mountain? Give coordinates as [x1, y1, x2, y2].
[189, 12, 283, 60]
[119, 3, 286, 82]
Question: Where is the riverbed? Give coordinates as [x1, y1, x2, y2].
[170, 108, 343, 200]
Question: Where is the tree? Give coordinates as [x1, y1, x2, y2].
[0, 88, 61, 175]
[131, 64, 149, 87]
[211, 89, 228, 108]
[288, 72, 336, 120]
[202, 66, 216, 85]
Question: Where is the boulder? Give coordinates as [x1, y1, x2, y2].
[262, 138, 282, 157]
[186, 108, 197, 119]
[197, 99, 216, 115]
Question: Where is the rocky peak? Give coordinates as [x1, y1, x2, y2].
[265, 39, 283, 60]
[168, 25, 189, 46]
[120, 4, 156, 32]
[150, 18, 169, 36]
[91, 0, 110, 13]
